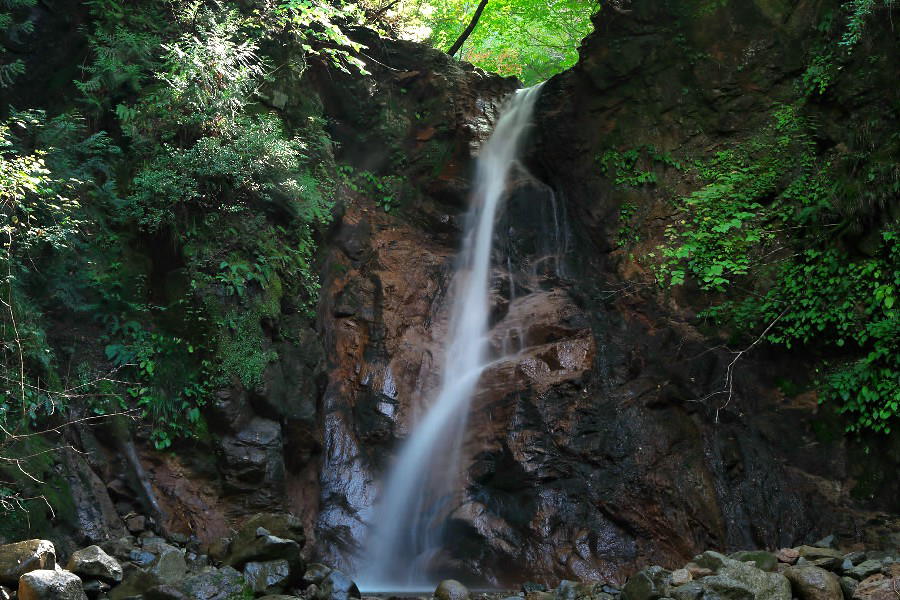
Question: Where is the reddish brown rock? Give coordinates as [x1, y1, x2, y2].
[852, 574, 899, 600]
[777, 548, 800, 564]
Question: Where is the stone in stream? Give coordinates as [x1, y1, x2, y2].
[783, 565, 842, 600]
[0, 540, 57, 584]
[434, 580, 470, 600]
[66, 545, 123, 583]
[17, 569, 87, 600]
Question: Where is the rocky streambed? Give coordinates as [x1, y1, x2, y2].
[1, 517, 897, 600]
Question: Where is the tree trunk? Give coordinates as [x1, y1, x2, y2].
[447, 0, 489, 56]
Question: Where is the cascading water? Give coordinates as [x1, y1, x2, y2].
[357, 85, 543, 590]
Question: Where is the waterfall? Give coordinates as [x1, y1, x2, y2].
[357, 85, 543, 590]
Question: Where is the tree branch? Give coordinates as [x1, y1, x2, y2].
[448, 0, 489, 56]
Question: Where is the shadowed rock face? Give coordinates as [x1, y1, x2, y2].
[311, 0, 899, 587]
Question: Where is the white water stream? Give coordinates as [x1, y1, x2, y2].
[357, 85, 543, 590]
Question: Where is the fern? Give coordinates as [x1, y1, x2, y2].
[0, 0, 36, 87]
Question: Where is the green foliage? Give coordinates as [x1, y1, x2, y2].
[709, 232, 899, 434]
[800, 0, 896, 96]
[0, 0, 35, 87]
[598, 145, 682, 188]
[271, 0, 369, 75]
[656, 106, 823, 290]
[655, 104, 900, 434]
[839, 0, 896, 48]
[104, 321, 210, 449]
[361, 0, 597, 84]
[617, 201, 639, 247]
[126, 114, 326, 229]
[339, 164, 403, 212]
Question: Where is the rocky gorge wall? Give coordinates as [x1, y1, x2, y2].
[305, 0, 900, 585]
[3, 0, 898, 591]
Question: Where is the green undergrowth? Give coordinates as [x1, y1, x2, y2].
[1, 0, 360, 526]
[647, 102, 898, 434]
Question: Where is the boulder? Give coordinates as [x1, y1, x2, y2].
[302, 563, 331, 586]
[843, 552, 867, 566]
[109, 567, 159, 600]
[670, 582, 704, 600]
[223, 529, 300, 571]
[179, 567, 247, 600]
[434, 580, 470, 600]
[127, 549, 155, 567]
[555, 580, 596, 600]
[244, 560, 290, 595]
[622, 566, 672, 600]
[0, 540, 56, 584]
[315, 570, 360, 600]
[783, 566, 842, 600]
[230, 514, 305, 551]
[125, 516, 146, 534]
[692, 551, 728, 572]
[66, 546, 123, 583]
[731, 551, 778, 572]
[670, 569, 692, 587]
[149, 544, 186, 585]
[851, 574, 897, 600]
[81, 579, 111, 596]
[798, 547, 844, 561]
[840, 576, 858, 598]
[17, 569, 87, 600]
[846, 560, 883, 580]
[144, 584, 189, 600]
[700, 555, 791, 600]
[99, 537, 138, 564]
[217, 417, 284, 508]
